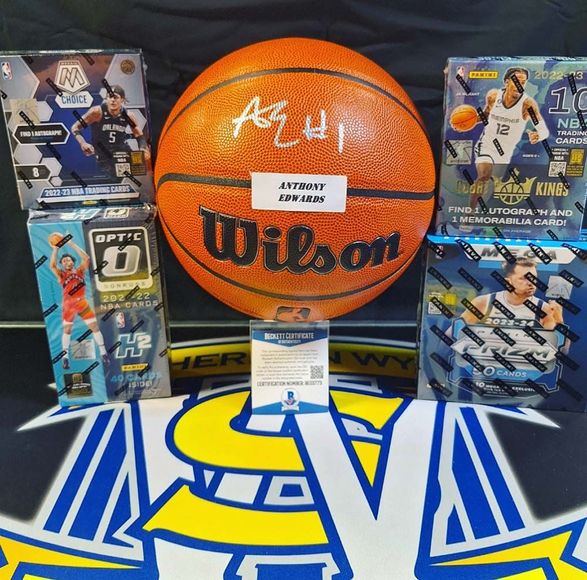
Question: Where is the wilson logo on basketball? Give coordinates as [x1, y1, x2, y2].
[199, 207, 400, 274]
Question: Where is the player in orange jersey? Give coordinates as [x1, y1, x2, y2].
[50, 237, 109, 369]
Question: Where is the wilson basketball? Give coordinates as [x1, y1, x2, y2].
[450, 104, 479, 132]
[156, 38, 435, 320]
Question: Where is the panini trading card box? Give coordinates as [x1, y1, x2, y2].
[437, 57, 587, 240]
[0, 50, 154, 208]
[418, 234, 587, 412]
[28, 204, 171, 406]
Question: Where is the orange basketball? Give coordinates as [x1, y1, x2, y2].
[155, 38, 435, 320]
[48, 232, 63, 247]
[450, 104, 479, 132]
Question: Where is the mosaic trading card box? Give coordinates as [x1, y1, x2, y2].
[437, 57, 587, 240]
[418, 234, 587, 412]
[0, 49, 154, 208]
[28, 204, 171, 406]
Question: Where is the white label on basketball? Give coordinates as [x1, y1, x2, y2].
[251, 172, 347, 213]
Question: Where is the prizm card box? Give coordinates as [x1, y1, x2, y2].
[28, 204, 171, 406]
[0, 50, 154, 209]
[418, 234, 587, 412]
[437, 57, 587, 240]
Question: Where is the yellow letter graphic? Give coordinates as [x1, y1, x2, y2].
[144, 391, 328, 547]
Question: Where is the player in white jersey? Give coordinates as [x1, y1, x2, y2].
[458, 68, 550, 218]
[474, 68, 547, 169]
[461, 257, 563, 329]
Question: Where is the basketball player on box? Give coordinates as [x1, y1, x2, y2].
[452, 68, 549, 215]
[71, 84, 150, 177]
[460, 257, 563, 330]
[475, 68, 548, 180]
[49, 235, 109, 370]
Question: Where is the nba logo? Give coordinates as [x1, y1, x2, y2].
[457, 65, 465, 78]
[1, 62, 12, 80]
[115, 311, 126, 328]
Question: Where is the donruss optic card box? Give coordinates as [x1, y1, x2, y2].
[418, 234, 587, 412]
[0, 50, 154, 209]
[437, 57, 587, 240]
[28, 204, 171, 406]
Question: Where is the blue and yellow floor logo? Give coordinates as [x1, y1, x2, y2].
[1, 339, 587, 578]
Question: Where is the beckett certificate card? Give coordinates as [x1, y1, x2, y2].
[250, 321, 329, 414]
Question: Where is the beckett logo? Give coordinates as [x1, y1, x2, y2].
[54, 60, 90, 94]
[281, 388, 300, 411]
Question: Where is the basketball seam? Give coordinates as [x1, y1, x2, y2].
[159, 67, 426, 144]
[159, 207, 423, 301]
[157, 173, 435, 201]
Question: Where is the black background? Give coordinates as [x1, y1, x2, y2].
[1, 0, 587, 332]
